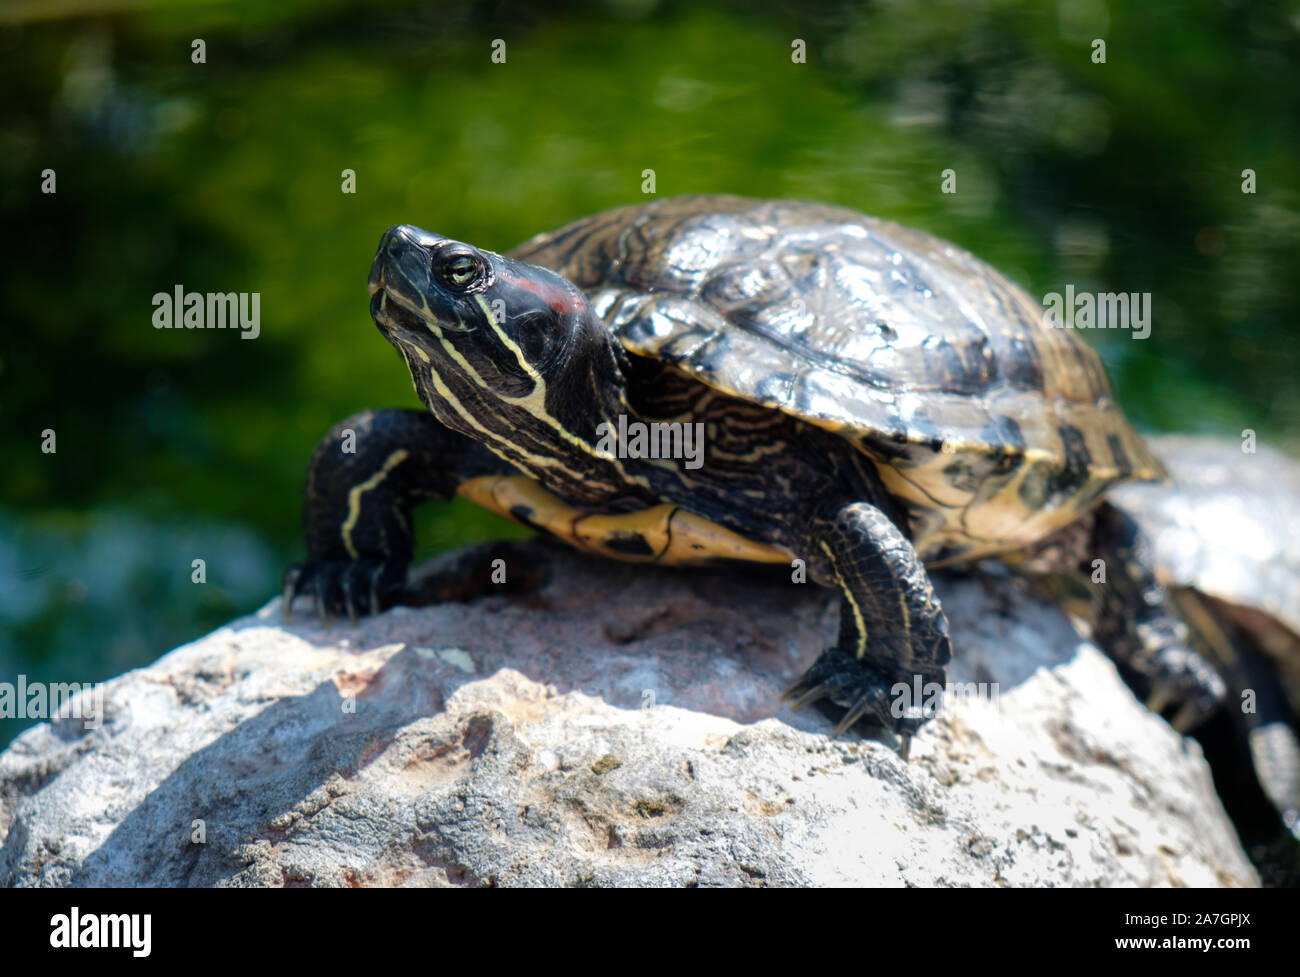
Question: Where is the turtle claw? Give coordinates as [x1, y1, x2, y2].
[832, 695, 876, 737]
[898, 733, 912, 763]
[785, 647, 928, 742]
[1169, 702, 1202, 735]
[342, 577, 359, 627]
[1144, 687, 1174, 715]
[1138, 642, 1225, 732]
[782, 681, 831, 712]
[282, 566, 303, 623]
[315, 577, 333, 629]
[368, 564, 382, 617]
[281, 556, 404, 628]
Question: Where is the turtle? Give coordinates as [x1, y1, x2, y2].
[284, 194, 1224, 743]
[1111, 435, 1300, 839]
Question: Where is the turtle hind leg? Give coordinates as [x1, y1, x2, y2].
[405, 538, 552, 605]
[1185, 594, 1300, 841]
[783, 501, 952, 741]
[1086, 502, 1227, 730]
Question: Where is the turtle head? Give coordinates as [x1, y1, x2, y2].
[368, 224, 629, 468]
[369, 224, 599, 392]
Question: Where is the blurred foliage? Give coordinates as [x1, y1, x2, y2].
[1, 0, 1297, 746]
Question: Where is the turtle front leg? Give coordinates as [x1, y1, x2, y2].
[284, 408, 510, 624]
[784, 501, 953, 742]
[1085, 502, 1227, 731]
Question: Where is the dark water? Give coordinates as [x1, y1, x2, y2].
[1, 0, 1298, 749]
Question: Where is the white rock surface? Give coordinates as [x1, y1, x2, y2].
[0, 541, 1257, 887]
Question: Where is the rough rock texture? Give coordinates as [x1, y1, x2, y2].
[0, 540, 1257, 887]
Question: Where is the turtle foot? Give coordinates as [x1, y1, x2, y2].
[282, 558, 405, 627]
[783, 647, 935, 747]
[1137, 639, 1227, 732]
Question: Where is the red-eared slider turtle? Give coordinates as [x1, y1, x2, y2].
[1112, 436, 1300, 837]
[285, 195, 1224, 742]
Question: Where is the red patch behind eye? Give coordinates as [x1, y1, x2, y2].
[499, 268, 581, 316]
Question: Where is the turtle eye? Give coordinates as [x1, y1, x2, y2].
[440, 252, 483, 290]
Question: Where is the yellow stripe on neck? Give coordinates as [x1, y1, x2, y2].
[472, 294, 652, 492]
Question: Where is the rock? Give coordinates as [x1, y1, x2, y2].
[0, 540, 1258, 887]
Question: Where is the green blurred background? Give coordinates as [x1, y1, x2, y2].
[2, 0, 1298, 747]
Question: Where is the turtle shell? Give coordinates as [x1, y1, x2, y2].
[510, 195, 1163, 562]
